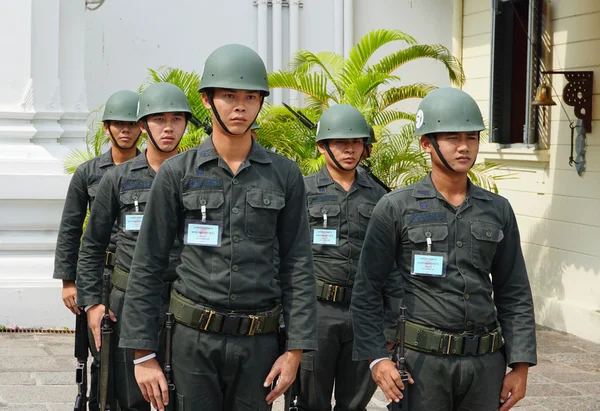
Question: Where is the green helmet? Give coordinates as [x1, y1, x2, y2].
[250, 121, 260, 130]
[366, 124, 376, 144]
[137, 83, 192, 122]
[102, 90, 139, 122]
[198, 44, 270, 96]
[414, 87, 485, 137]
[316, 104, 370, 142]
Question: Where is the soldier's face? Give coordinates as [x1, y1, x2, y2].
[203, 89, 262, 136]
[421, 132, 480, 174]
[318, 139, 366, 171]
[140, 112, 187, 152]
[104, 121, 141, 149]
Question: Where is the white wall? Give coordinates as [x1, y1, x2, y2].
[1, 0, 454, 328]
[84, 0, 454, 112]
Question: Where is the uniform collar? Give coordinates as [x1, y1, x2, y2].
[194, 136, 272, 169]
[412, 173, 492, 201]
[316, 166, 335, 187]
[355, 166, 374, 188]
[130, 151, 150, 171]
[98, 149, 115, 168]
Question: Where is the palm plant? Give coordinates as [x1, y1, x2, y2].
[260, 28, 499, 192]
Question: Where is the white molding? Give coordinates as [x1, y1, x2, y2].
[19, 78, 35, 112]
[479, 143, 551, 162]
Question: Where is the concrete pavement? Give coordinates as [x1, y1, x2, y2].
[0, 326, 598, 410]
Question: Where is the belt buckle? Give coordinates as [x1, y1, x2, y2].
[463, 334, 480, 355]
[105, 252, 111, 266]
[248, 314, 260, 336]
[201, 309, 216, 331]
[490, 332, 497, 353]
[444, 334, 452, 354]
[327, 284, 339, 301]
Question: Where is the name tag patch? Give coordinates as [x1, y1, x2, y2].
[312, 228, 338, 246]
[124, 213, 144, 232]
[411, 251, 447, 277]
[184, 219, 222, 247]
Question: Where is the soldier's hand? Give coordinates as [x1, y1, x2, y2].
[61, 280, 80, 315]
[263, 349, 302, 405]
[86, 304, 117, 351]
[134, 354, 169, 411]
[499, 363, 529, 411]
[371, 359, 414, 404]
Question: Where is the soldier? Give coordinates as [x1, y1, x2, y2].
[76, 83, 191, 411]
[294, 104, 389, 410]
[351, 87, 537, 411]
[53, 90, 141, 411]
[119, 43, 317, 411]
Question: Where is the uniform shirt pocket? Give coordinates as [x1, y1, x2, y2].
[245, 189, 285, 239]
[407, 224, 449, 253]
[308, 203, 341, 228]
[470, 221, 504, 272]
[357, 202, 376, 240]
[182, 190, 225, 222]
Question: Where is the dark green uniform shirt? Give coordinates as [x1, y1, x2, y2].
[76, 152, 182, 307]
[119, 138, 317, 353]
[352, 174, 537, 366]
[305, 166, 401, 333]
[53, 149, 120, 281]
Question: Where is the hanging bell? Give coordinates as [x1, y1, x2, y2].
[532, 83, 557, 106]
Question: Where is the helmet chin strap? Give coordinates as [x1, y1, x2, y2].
[428, 134, 478, 173]
[428, 135, 456, 173]
[142, 118, 186, 154]
[323, 140, 366, 172]
[207, 90, 263, 136]
[107, 122, 142, 151]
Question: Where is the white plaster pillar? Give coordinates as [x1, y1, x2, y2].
[333, 0, 344, 56]
[0, 0, 88, 329]
[272, 0, 284, 105]
[289, 0, 301, 106]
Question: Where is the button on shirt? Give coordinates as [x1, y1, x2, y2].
[352, 174, 537, 366]
[119, 138, 317, 353]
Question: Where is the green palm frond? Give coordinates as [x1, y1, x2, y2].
[290, 51, 345, 96]
[342, 71, 392, 108]
[268, 71, 334, 106]
[341, 29, 417, 87]
[179, 129, 208, 152]
[63, 149, 95, 175]
[373, 109, 416, 127]
[371, 44, 465, 86]
[378, 83, 438, 110]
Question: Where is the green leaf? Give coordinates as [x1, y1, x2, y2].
[378, 83, 437, 110]
[373, 109, 416, 127]
[371, 44, 465, 86]
[268, 71, 334, 106]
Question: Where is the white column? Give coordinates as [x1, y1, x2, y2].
[272, 0, 283, 105]
[333, 0, 344, 56]
[343, 0, 354, 57]
[59, 0, 89, 148]
[451, 0, 464, 89]
[289, 0, 301, 105]
[257, 0, 269, 68]
[0, 0, 87, 329]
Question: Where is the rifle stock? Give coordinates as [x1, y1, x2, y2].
[164, 312, 176, 404]
[73, 313, 88, 411]
[99, 272, 113, 410]
[388, 307, 409, 410]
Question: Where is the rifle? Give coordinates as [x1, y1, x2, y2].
[164, 312, 176, 404]
[98, 272, 113, 410]
[73, 313, 89, 411]
[190, 115, 213, 135]
[276, 324, 300, 411]
[282, 102, 317, 130]
[388, 307, 409, 410]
